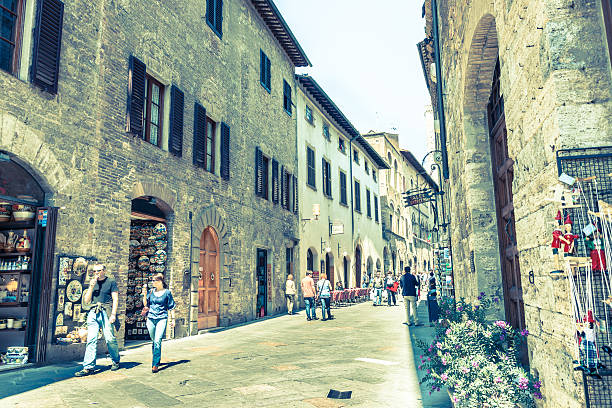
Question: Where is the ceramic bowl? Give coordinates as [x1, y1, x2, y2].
[12, 211, 35, 222]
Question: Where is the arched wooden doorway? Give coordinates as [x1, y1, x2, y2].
[199, 227, 220, 330]
[325, 252, 334, 289]
[343, 257, 349, 289]
[355, 246, 362, 288]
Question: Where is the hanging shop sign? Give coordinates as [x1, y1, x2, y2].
[402, 188, 435, 207]
[52, 255, 97, 345]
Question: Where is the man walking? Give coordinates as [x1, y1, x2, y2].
[400, 266, 421, 326]
[373, 273, 384, 306]
[301, 271, 318, 321]
[75, 263, 120, 377]
[385, 272, 397, 306]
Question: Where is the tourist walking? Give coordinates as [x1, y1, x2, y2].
[317, 272, 333, 321]
[373, 273, 384, 306]
[75, 264, 120, 377]
[427, 271, 440, 326]
[142, 273, 176, 373]
[301, 271, 318, 321]
[285, 274, 296, 314]
[386, 272, 397, 306]
[400, 266, 421, 326]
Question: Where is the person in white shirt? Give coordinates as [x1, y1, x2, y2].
[285, 274, 296, 315]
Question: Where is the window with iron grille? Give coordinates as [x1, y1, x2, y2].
[307, 147, 316, 188]
[339, 170, 347, 205]
[366, 189, 371, 217]
[322, 158, 332, 198]
[144, 75, 164, 147]
[260, 50, 271, 92]
[206, 0, 223, 38]
[354, 180, 361, 212]
[283, 80, 292, 115]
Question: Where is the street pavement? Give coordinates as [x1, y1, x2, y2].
[0, 298, 452, 408]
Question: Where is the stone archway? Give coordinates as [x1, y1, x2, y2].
[190, 206, 230, 333]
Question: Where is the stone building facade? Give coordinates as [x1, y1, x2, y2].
[295, 75, 388, 292]
[0, 0, 309, 363]
[420, 0, 612, 406]
[363, 132, 437, 278]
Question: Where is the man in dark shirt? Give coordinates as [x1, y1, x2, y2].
[75, 263, 120, 377]
[400, 266, 421, 326]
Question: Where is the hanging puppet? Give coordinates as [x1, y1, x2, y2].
[561, 214, 578, 256]
[574, 311, 605, 376]
[550, 210, 564, 274]
[585, 229, 607, 271]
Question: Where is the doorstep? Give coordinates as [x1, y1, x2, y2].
[0, 362, 35, 373]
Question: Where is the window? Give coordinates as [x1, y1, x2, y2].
[374, 195, 379, 222]
[307, 249, 314, 272]
[339, 170, 347, 205]
[286, 247, 293, 277]
[354, 180, 361, 212]
[0, 0, 24, 74]
[390, 214, 393, 231]
[205, 117, 216, 173]
[373, 169, 377, 182]
[322, 158, 332, 197]
[365, 161, 370, 174]
[306, 147, 316, 188]
[305, 105, 313, 123]
[323, 124, 330, 140]
[338, 137, 346, 153]
[206, 0, 223, 37]
[260, 50, 271, 92]
[283, 80, 292, 115]
[144, 75, 164, 146]
[262, 155, 269, 200]
[366, 189, 371, 218]
[353, 149, 359, 164]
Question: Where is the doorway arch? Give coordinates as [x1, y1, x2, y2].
[354, 246, 362, 288]
[199, 227, 220, 330]
[325, 251, 334, 289]
[366, 256, 373, 284]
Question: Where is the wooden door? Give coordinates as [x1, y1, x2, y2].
[198, 227, 219, 330]
[325, 253, 334, 289]
[355, 248, 361, 288]
[487, 59, 526, 333]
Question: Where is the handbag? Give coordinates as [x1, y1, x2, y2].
[140, 306, 149, 317]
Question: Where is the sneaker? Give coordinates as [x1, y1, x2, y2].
[74, 368, 92, 377]
[312, 316, 318, 320]
[111, 362, 120, 371]
[152, 366, 159, 373]
[322, 318, 328, 321]
[415, 323, 423, 326]
[307, 317, 312, 321]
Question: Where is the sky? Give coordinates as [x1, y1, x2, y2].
[274, 0, 431, 161]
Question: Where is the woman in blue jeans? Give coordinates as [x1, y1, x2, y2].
[317, 273, 333, 321]
[141, 273, 175, 373]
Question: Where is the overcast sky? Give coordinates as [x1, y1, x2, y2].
[275, 0, 431, 161]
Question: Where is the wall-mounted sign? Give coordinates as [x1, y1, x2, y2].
[403, 188, 435, 207]
[330, 222, 344, 235]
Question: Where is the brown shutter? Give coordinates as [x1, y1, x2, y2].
[272, 159, 279, 203]
[321, 158, 325, 194]
[255, 147, 263, 196]
[280, 165, 285, 208]
[169, 85, 184, 157]
[193, 103, 206, 168]
[293, 175, 298, 214]
[220, 122, 230, 180]
[126, 55, 146, 137]
[31, 0, 64, 94]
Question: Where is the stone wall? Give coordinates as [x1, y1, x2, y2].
[434, 0, 612, 406]
[0, 0, 300, 361]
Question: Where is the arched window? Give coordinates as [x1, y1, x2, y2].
[307, 249, 314, 271]
[394, 160, 398, 188]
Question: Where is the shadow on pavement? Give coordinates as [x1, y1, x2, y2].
[157, 359, 190, 372]
[0, 360, 142, 399]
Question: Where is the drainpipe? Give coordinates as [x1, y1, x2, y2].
[348, 134, 361, 239]
[188, 211, 193, 336]
[432, 0, 449, 180]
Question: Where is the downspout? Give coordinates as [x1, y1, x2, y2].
[188, 210, 193, 336]
[432, 0, 449, 180]
[348, 134, 360, 239]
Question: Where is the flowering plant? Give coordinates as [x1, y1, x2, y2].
[417, 294, 541, 407]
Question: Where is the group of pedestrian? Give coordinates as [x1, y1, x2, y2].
[398, 266, 440, 327]
[75, 264, 176, 378]
[288, 271, 335, 321]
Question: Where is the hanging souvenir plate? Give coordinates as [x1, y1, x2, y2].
[155, 250, 167, 264]
[149, 264, 156, 272]
[66, 280, 83, 302]
[130, 240, 140, 247]
[154, 239, 167, 250]
[145, 246, 156, 256]
[138, 256, 150, 270]
[154, 223, 167, 236]
[73, 258, 88, 276]
[155, 264, 165, 273]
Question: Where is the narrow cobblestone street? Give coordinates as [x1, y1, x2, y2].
[0, 301, 451, 408]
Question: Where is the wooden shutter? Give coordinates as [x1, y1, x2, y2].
[272, 159, 279, 203]
[126, 55, 146, 137]
[292, 175, 298, 214]
[220, 122, 230, 180]
[193, 103, 206, 168]
[169, 85, 184, 157]
[31, 0, 64, 94]
[280, 165, 285, 208]
[215, 0, 223, 34]
[266, 57, 271, 88]
[255, 147, 263, 196]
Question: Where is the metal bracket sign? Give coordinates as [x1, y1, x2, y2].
[403, 188, 435, 207]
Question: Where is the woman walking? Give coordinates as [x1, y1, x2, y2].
[427, 271, 440, 326]
[141, 273, 175, 373]
[285, 274, 296, 314]
[317, 273, 333, 321]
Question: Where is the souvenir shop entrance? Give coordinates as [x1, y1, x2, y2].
[0, 158, 57, 364]
[126, 196, 170, 341]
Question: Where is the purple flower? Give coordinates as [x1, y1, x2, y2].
[428, 347, 433, 352]
[480, 291, 485, 297]
[534, 391, 543, 399]
[427, 357, 431, 361]
[446, 328, 452, 335]
[533, 381, 542, 389]
[494, 377, 502, 383]
[446, 310, 451, 315]
[453, 397, 459, 403]
[427, 369, 431, 374]
[474, 305, 480, 310]
[455, 345, 461, 349]
[436, 342, 443, 349]
[494, 321, 509, 329]
[521, 329, 529, 336]
[500, 334, 505, 341]
[518, 377, 529, 390]
[472, 361, 479, 368]
[441, 358, 447, 366]
[420, 355, 423, 359]
[493, 297, 499, 303]
[418, 365, 422, 369]
[457, 306, 463, 312]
